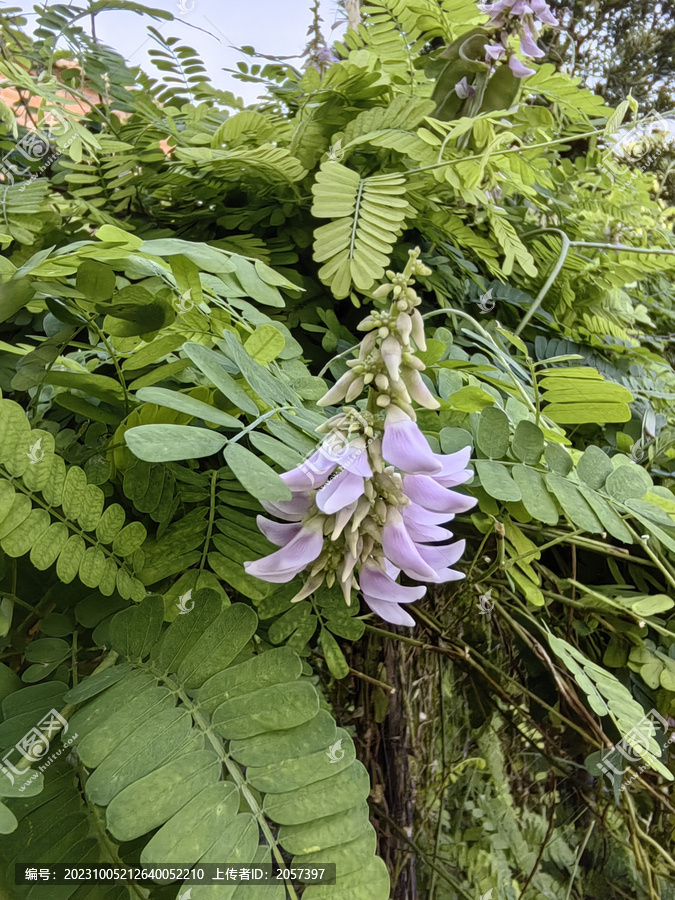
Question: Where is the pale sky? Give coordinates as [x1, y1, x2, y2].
[7, 0, 341, 103]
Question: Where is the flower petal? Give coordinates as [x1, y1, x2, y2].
[435, 469, 473, 488]
[381, 335, 402, 381]
[382, 509, 438, 581]
[384, 560, 401, 580]
[403, 503, 453, 526]
[403, 368, 440, 410]
[383, 407, 442, 475]
[403, 475, 477, 514]
[519, 25, 544, 57]
[255, 516, 302, 547]
[281, 447, 336, 490]
[363, 595, 416, 627]
[404, 520, 452, 543]
[244, 523, 323, 583]
[317, 469, 365, 514]
[342, 445, 372, 478]
[417, 539, 466, 570]
[433, 446, 472, 477]
[427, 567, 466, 584]
[360, 563, 427, 603]
[509, 55, 536, 78]
[531, 0, 557, 25]
[261, 493, 313, 521]
[485, 43, 506, 61]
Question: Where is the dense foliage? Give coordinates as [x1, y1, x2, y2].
[1, 1, 675, 898]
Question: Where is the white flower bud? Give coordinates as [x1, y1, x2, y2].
[317, 370, 357, 406]
[403, 367, 440, 409]
[381, 335, 402, 382]
[411, 308, 426, 351]
[396, 312, 412, 344]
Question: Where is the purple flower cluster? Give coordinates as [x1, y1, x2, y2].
[245, 409, 475, 626]
[244, 249, 477, 628]
[479, 0, 557, 79]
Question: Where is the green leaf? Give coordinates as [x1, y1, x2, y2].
[605, 465, 652, 502]
[476, 407, 510, 459]
[263, 760, 371, 825]
[183, 342, 259, 415]
[212, 681, 319, 739]
[475, 460, 521, 502]
[545, 475, 603, 533]
[632, 594, 673, 617]
[511, 421, 544, 465]
[547, 633, 672, 780]
[576, 485, 633, 544]
[218, 331, 298, 406]
[577, 445, 613, 489]
[76, 259, 116, 301]
[544, 442, 573, 476]
[249, 432, 304, 470]
[136, 387, 242, 429]
[125, 425, 228, 462]
[244, 325, 285, 365]
[223, 443, 292, 502]
[447, 386, 495, 412]
[176, 603, 258, 690]
[0, 801, 17, 834]
[320, 628, 350, 679]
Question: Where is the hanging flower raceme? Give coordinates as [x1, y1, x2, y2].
[244, 249, 477, 627]
[479, 0, 558, 78]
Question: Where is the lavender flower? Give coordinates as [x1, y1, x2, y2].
[244, 520, 324, 583]
[508, 55, 536, 78]
[479, 0, 557, 77]
[455, 77, 476, 99]
[244, 249, 477, 627]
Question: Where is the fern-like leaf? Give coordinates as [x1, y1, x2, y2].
[0, 399, 145, 600]
[0, 593, 390, 899]
[312, 164, 409, 297]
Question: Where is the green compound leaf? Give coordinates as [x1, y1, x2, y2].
[547, 633, 672, 781]
[1, 596, 388, 897]
[312, 165, 409, 299]
[0, 399, 144, 601]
